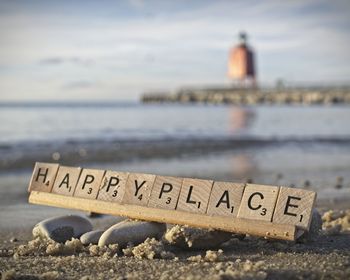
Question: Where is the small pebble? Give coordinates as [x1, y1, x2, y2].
[10, 237, 18, 243]
[86, 212, 102, 218]
[52, 152, 60, 161]
[1, 270, 16, 280]
[335, 177, 343, 189]
[303, 180, 311, 188]
[98, 220, 166, 247]
[80, 230, 104, 245]
[32, 215, 93, 243]
[336, 176, 344, 184]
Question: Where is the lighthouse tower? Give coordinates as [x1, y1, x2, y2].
[228, 32, 256, 87]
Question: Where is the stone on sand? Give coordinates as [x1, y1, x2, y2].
[80, 230, 104, 245]
[98, 220, 166, 247]
[32, 215, 93, 243]
[164, 225, 233, 249]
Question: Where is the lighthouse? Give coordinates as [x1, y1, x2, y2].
[228, 32, 257, 87]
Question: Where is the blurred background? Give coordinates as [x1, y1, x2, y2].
[0, 0, 350, 228]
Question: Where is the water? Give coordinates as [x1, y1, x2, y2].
[0, 103, 350, 183]
[1, 103, 350, 144]
[1, 102, 350, 229]
[1, 103, 350, 174]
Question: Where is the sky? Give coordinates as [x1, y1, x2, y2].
[0, 0, 350, 101]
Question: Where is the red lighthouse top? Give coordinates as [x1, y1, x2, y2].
[228, 32, 256, 86]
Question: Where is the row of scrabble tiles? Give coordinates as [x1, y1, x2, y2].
[29, 162, 316, 230]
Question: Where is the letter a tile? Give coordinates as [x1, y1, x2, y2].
[237, 184, 279, 222]
[97, 171, 129, 203]
[122, 173, 156, 206]
[207, 181, 245, 217]
[28, 162, 59, 193]
[148, 176, 183, 210]
[272, 187, 316, 230]
[177, 178, 213, 214]
[51, 166, 81, 196]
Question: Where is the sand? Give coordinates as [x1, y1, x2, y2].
[1, 208, 350, 280]
[1, 166, 349, 279]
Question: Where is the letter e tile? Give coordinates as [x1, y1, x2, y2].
[272, 187, 316, 230]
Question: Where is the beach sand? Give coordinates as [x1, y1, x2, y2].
[0, 207, 349, 280]
[1, 168, 350, 279]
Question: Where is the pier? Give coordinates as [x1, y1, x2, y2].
[141, 87, 350, 105]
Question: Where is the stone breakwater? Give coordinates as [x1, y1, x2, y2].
[141, 88, 350, 105]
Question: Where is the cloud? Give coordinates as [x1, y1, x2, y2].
[0, 0, 350, 101]
[39, 57, 94, 67]
[61, 80, 96, 90]
[128, 0, 145, 9]
[39, 57, 64, 65]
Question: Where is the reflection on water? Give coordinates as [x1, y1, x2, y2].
[230, 153, 256, 179]
[228, 107, 258, 182]
[229, 107, 256, 134]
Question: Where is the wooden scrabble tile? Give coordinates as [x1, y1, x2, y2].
[73, 168, 105, 199]
[28, 162, 60, 192]
[237, 184, 279, 222]
[122, 173, 156, 206]
[97, 171, 129, 203]
[51, 166, 81, 196]
[272, 187, 316, 230]
[207, 181, 245, 217]
[148, 176, 183, 210]
[176, 178, 213, 214]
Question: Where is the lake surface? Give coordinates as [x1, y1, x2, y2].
[1, 102, 350, 186]
[0, 102, 349, 229]
[1, 103, 350, 144]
